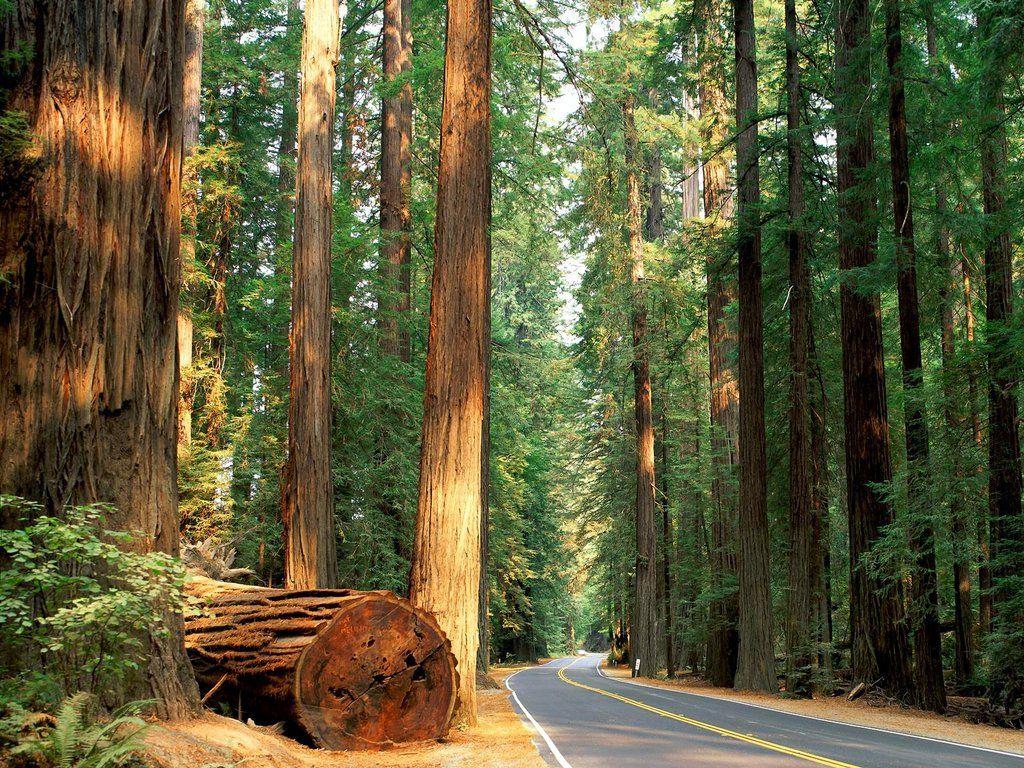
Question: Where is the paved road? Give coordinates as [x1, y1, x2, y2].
[506, 654, 1024, 768]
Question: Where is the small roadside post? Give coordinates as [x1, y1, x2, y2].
[633, 658, 640, 678]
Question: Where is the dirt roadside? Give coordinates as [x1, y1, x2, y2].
[143, 666, 546, 768]
[602, 664, 1024, 755]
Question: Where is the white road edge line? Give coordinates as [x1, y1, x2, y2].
[592, 657, 1024, 761]
[505, 660, 575, 768]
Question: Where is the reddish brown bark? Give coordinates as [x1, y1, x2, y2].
[622, 91, 658, 679]
[409, 0, 491, 724]
[835, 0, 913, 697]
[282, 0, 341, 590]
[732, 0, 773, 693]
[0, 0, 198, 716]
[185, 577, 457, 749]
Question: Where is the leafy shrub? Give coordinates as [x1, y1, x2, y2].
[0, 496, 187, 705]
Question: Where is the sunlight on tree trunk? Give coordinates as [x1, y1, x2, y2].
[282, 0, 341, 590]
[409, 0, 492, 724]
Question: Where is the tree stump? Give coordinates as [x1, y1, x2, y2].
[184, 576, 458, 750]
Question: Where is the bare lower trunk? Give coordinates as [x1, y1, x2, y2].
[835, 0, 913, 697]
[282, 0, 341, 590]
[0, 0, 198, 717]
[409, 0, 491, 724]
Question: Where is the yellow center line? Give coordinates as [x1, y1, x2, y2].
[556, 665, 861, 768]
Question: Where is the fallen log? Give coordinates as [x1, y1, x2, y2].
[184, 576, 458, 750]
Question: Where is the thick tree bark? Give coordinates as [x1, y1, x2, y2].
[0, 0, 199, 717]
[732, 0, 773, 693]
[623, 92, 659, 679]
[784, 0, 814, 698]
[884, 0, 945, 713]
[978, 10, 1023, 639]
[409, 0, 491, 724]
[835, 0, 913, 697]
[697, 0, 739, 689]
[185, 577, 457, 749]
[282, 0, 341, 590]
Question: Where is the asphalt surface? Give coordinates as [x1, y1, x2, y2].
[505, 654, 1024, 768]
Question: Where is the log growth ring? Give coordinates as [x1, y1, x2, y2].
[294, 591, 458, 750]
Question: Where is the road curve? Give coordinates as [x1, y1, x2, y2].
[505, 654, 1024, 768]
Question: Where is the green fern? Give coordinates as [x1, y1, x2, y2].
[10, 694, 150, 768]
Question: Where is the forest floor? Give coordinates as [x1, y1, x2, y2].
[602, 664, 1024, 753]
[143, 666, 545, 768]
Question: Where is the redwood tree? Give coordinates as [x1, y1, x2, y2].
[697, 0, 739, 688]
[732, 0, 773, 693]
[282, 0, 341, 590]
[835, 0, 913, 697]
[784, 0, 815, 698]
[883, 0, 944, 712]
[409, 0, 492, 724]
[979, 7, 1023, 672]
[623, 90, 658, 679]
[0, 0, 198, 716]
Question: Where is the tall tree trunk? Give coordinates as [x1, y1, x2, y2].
[408, 0, 491, 724]
[884, 0, 945, 713]
[0, 0, 199, 716]
[926, 6, 974, 685]
[623, 91, 658, 679]
[378, 0, 416, 581]
[978, 9, 1023, 645]
[379, 0, 413, 362]
[697, 0, 739, 688]
[645, 151, 674, 678]
[282, 0, 341, 590]
[784, 0, 814, 698]
[178, 0, 205, 454]
[835, 0, 913, 697]
[962, 252, 991, 637]
[732, 0, 773, 693]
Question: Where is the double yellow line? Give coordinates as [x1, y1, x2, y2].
[556, 664, 860, 768]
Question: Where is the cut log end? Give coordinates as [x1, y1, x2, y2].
[294, 592, 458, 749]
[184, 576, 458, 750]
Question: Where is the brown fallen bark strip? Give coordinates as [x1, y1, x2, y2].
[184, 576, 459, 750]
